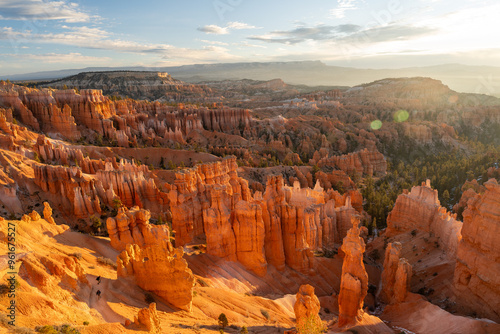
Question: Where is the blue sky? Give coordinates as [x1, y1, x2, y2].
[1, 0, 499, 75]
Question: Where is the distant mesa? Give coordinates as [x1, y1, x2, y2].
[41, 71, 213, 101]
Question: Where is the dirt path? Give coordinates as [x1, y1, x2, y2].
[89, 277, 127, 324]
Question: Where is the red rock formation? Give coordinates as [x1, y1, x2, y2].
[379, 242, 412, 304]
[168, 160, 360, 275]
[338, 218, 368, 327]
[454, 179, 500, 322]
[401, 123, 432, 143]
[168, 157, 249, 247]
[117, 239, 195, 311]
[453, 180, 485, 216]
[393, 258, 412, 304]
[0, 89, 40, 131]
[379, 242, 402, 304]
[203, 187, 237, 260]
[21, 89, 80, 140]
[386, 180, 462, 257]
[233, 200, 267, 276]
[258, 175, 286, 271]
[20, 252, 89, 295]
[294, 284, 322, 330]
[33, 164, 102, 219]
[312, 148, 387, 177]
[134, 303, 161, 333]
[43, 202, 56, 225]
[106, 206, 169, 251]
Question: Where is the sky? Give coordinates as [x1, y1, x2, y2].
[1, 0, 500, 75]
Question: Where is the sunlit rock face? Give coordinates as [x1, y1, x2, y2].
[338, 218, 368, 327]
[106, 206, 169, 252]
[294, 284, 322, 329]
[134, 303, 162, 333]
[379, 241, 413, 305]
[454, 179, 500, 323]
[386, 180, 462, 258]
[117, 239, 195, 311]
[169, 157, 360, 276]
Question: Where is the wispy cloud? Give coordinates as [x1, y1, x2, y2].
[0, 0, 92, 23]
[330, 0, 359, 19]
[200, 40, 229, 46]
[197, 21, 258, 35]
[0, 26, 240, 62]
[249, 23, 436, 45]
[248, 24, 360, 44]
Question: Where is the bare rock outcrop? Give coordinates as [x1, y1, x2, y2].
[294, 284, 322, 330]
[386, 180, 462, 257]
[392, 258, 412, 304]
[233, 200, 267, 276]
[379, 242, 413, 304]
[134, 303, 161, 333]
[43, 202, 56, 225]
[106, 206, 169, 251]
[454, 179, 500, 322]
[379, 242, 402, 303]
[169, 159, 360, 275]
[313, 148, 387, 177]
[338, 218, 368, 327]
[117, 239, 195, 311]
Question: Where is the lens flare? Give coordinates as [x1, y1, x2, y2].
[370, 120, 382, 130]
[394, 110, 409, 122]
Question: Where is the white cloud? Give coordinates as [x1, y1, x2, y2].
[0, 0, 92, 23]
[330, 0, 359, 19]
[197, 21, 258, 35]
[200, 40, 229, 46]
[227, 22, 257, 30]
[0, 26, 240, 63]
[197, 24, 229, 35]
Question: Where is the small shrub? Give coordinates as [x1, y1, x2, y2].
[0, 313, 10, 326]
[35, 325, 80, 334]
[296, 314, 327, 334]
[145, 292, 155, 304]
[411, 229, 417, 236]
[83, 321, 89, 326]
[240, 326, 249, 334]
[218, 313, 228, 329]
[260, 309, 270, 320]
[196, 278, 209, 287]
[35, 326, 58, 334]
[96, 257, 117, 269]
[59, 324, 80, 334]
[219, 330, 224, 334]
[90, 215, 102, 233]
[0, 283, 9, 295]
